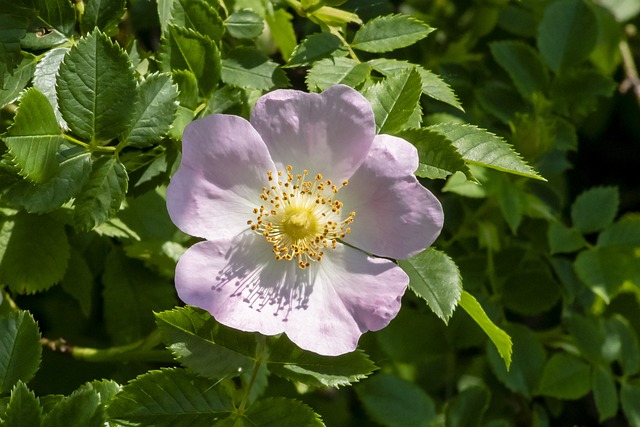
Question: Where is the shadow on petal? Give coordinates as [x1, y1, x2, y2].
[211, 232, 317, 323]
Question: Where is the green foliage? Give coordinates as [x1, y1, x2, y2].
[80, 0, 126, 35]
[222, 46, 289, 91]
[57, 30, 136, 143]
[287, 33, 344, 67]
[0, 0, 637, 425]
[364, 68, 422, 133]
[73, 156, 128, 231]
[106, 368, 233, 426]
[155, 307, 254, 378]
[356, 374, 436, 427]
[225, 10, 264, 40]
[0, 311, 41, 394]
[459, 291, 512, 369]
[400, 248, 462, 323]
[537, 353, 592, 399]
[351, 15, 434, 53]
[3, 88, 63, 183]
[121, 73, 179, 148]
[429, 123, 545, 180]
[267, 335, 376, 387]
[1, 381, 42, 426]
[537, 0, 598, 73]
[0, 213, 69, 294]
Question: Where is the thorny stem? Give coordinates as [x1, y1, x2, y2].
[619, 36, 640, 110]
[237, 335, 268, 414]
[41, 328, 172, 363]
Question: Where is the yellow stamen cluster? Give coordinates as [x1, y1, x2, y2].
[247, 165, 355, 269]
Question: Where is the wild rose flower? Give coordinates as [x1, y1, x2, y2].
[166, 85, 444, 356]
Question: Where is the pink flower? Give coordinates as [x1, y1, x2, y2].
[166, 85, 444, 356]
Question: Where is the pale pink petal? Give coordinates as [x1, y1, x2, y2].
[285, 245, 408, 356]
[250, 85, 375, 182]
[175, 233, 314, 336]
[167, 115, 276, 240]
[341, 134, 444, 259]
[176, 234, 407, 356]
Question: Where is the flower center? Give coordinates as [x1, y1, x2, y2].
[247, 165, 356, 269]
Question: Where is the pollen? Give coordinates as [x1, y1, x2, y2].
[249, 165, 355, 269]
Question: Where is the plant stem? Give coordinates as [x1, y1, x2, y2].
[41, 329, 173, 363]
[619, 37, 640, 110]
[237, 335, 267, 414]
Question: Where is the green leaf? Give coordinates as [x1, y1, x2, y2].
[287, 32, 344, 67]
[267, 335, 376, 388]
[171, 0, 224, 41]
[0, 311, 41, 393]
[428, 122, 545, 181]
[355, 374, 436, 427]
[399, 248, 462, 324]
[490, 40, 549, 99]
[159, 25, 221, 97]
[225, 10, 264, 39]
[61, 249, 94, 317]
[487, 323, 546, 398]
[43, 386, 104, 427]
[547, 221, 587, 254]
[592, 365, 618, 422]
[34, 0, 75, 36]
[73, 156, 128, 231]
[565, 314, 604, 364]
[502, 264, 562, 315]
[445, 386, 490, 427]
[571, 187, 619, 233]
[397, 127, 472, 180]
[222, 46, 289, 91]
[0, 213, 70, 294]
[537, 353, 591, 399]
[537, 0, 598, 72]
[102, 248, 176, 344]
[2, 381, 42, 427]
[621, 382, 640, 427]
[0, 5, 33, 85]
[3, 88, 63, 183]
[604, 315, 640, 375]
[351, 14, 434, 53]
[368, 59, 463, 111]
[0, 53, 37, 107]
[550, 68, 616, 120]
[598, 214, 640, 247]
[32, 47, 69, 127]
[4, 146, 92, 213]
[305, 57, 370, 92]
[80, 0, 126, 35]
[122, 73, 179, 148]
[57, 29, 136, 143]
[574, 246, 640, 302]
[265, 8, 297, 61]
[364, 68, 422, 134]
[459, 291, 512, 369]
[155, 307, 254, 379]
[225, 397, 325, 427]
[106, 368, 233, 426]
[418, 68, 464, 111]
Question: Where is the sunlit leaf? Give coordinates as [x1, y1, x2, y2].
[351, 14, 434, 52]
[459, 291, 512, 369]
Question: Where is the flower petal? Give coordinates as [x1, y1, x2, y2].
[341, 134, 444, 259]
[167, 115, 276, 240]
[250, 85, 375, 182]
[285, 245, 408, 356]
[175, 233, 314, 337]
[175, 234, 406, 356]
